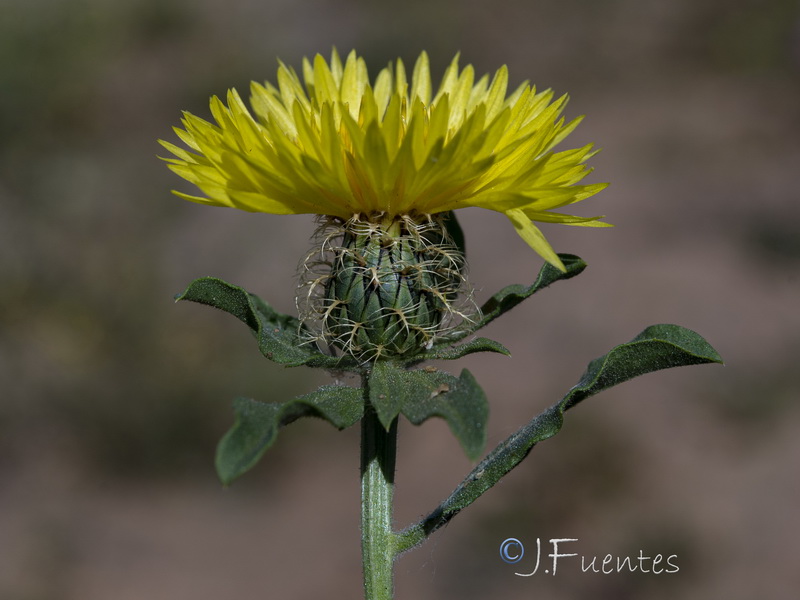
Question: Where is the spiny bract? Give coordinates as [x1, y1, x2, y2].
[297, 213, 475, 360]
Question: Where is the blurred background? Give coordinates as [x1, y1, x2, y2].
[2, 0, 799, 598]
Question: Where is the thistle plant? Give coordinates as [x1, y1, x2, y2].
[160, 50, 722, 599]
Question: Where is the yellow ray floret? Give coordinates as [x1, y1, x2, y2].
[159, 49, 610, 270]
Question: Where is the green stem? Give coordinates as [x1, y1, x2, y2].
[394, 405, 564, 555]
[361, 400, 398, 600]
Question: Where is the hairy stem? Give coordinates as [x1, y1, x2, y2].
[394, 405, 564, 555]
[361, 396, 398, 600]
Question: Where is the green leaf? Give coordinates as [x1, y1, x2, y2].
[215, 385, 364, 485]
[176, 277, 358, 370]
[394, 401, 565, 554]
[368, 362, 488, 460]
[561, 324, 724, 411]
[395, 324, 723, 553]
[475, 253, 586, 330]
[414, 337, 510, 362]
[441, 253, 586, 344]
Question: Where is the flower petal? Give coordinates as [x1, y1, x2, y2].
[160, 50, 609, 263]
[506, 208, 565, 271]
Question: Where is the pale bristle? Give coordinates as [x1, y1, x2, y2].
[297, 213, 479, 362]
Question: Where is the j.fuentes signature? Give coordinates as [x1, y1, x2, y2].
[500, 537, 679, 576]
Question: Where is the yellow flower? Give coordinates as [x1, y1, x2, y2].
[160, 50, 609, 270]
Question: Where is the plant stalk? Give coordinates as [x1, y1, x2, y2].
[361, 401, 398, 600]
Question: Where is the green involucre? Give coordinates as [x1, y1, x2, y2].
[299, 213, 476, 360]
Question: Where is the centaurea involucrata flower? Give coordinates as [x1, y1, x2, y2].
[160, 50, 609, 359]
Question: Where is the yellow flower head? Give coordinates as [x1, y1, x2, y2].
[160, 49, 609, 270]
